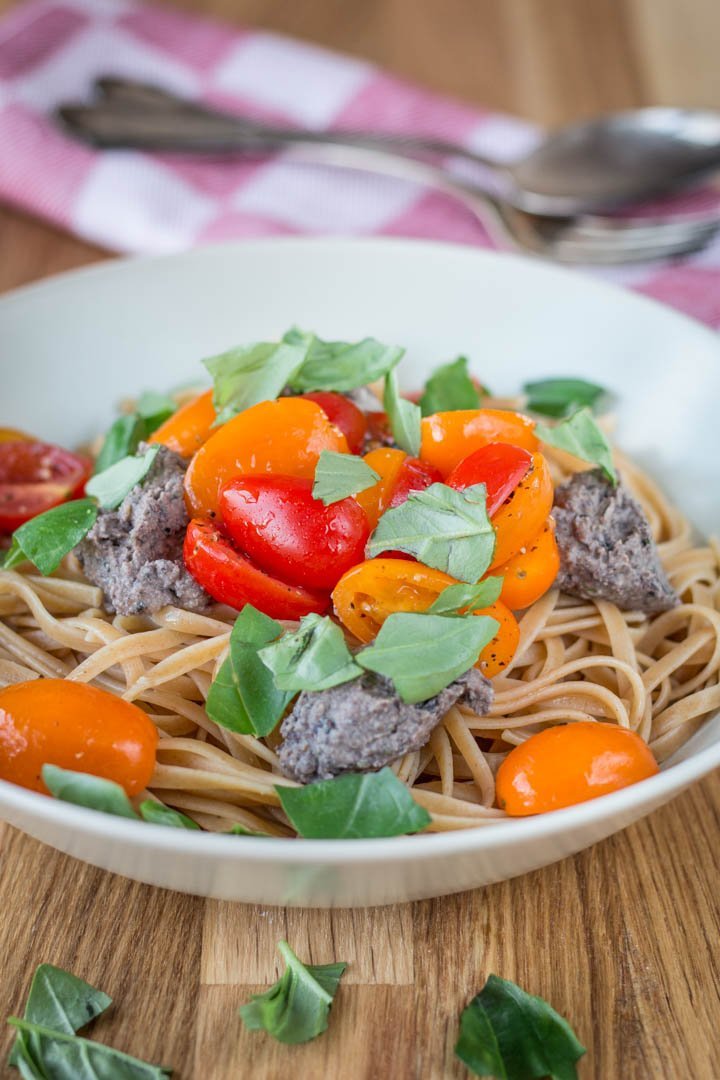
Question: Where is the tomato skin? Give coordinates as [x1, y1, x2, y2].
[496, 722, 659, 816]
[0, 441, 93, 534]
[447, 443, 533, 517]
[490, 452, 554, 568]
[495, 521, 560, 610]
[0, 679, 157, 796]
[148, 388, 216, 457]
[184, 519, 329, 619]
[220, 476, 370, 591]
[299, 392, 367, 454]
[420, 409, 538, 478]
[184, 399, 348, 520]
[354, 448, 406, 529]
[0, 429, 32, 444]
[388, 457, 443, 508]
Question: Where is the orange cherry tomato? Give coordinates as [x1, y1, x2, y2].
[148, 388, 216, 458]
[496, 721, 659, 816]
[332, 558, 519, 677]
[495, 520, 560, 610]
[354, 448, 406, 529]
[490, 452, 554, 568]
[0, 679, 158, 796]
[420, 409, 538, 478]
[0, 428, 32, 444]
[184, 398, 348, 519]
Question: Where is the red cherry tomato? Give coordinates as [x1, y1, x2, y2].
[447, 443, 533, 516]
[219, 476, 370, 591]
[364, 410, 395, 450]
[0, 441, 93, 534]
[184, 519, 329, 620]
[388, 457, 443, 508]
[299, 392, 367, 454]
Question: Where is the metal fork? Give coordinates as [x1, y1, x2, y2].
[56, 78, 720, 265]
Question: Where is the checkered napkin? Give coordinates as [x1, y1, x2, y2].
[2, 0, 720, 328]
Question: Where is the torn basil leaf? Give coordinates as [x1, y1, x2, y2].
[9, 964, 111, 1069]
[276, 767, 430, 838]
[524, 377, 608, 419]
[2, 499, 98, 576]
[239, 939, 346, 1044]
[285, 328, 404, 393]
[356, 611, 499, 703]
[8, 1019, 171, 1079]
[312, 451, 380, 505]
[455, 974, 586, 1080]
[41, 765, 140, 820]
[85, 446, 159, 510]
[135, 390, 176, 431]
[536, 407, 616, 485]
[383, 368, 421, 456]
[259, 614, 362, 693]
[139, 801, 200, 830]
[204, 339, 310, 426]
[206, 605, 293, 738]
[366, 482, 495, 584]
[420, 356, 482, 415]
[428, 576, 504, 615]
[94, 414, 147, 474]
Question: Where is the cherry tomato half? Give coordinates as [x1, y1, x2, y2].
[496, 722, 659, 816]
[299, 392, 367, 454]
[420, 409, 538, 478]
[388, 456, 443, 508]
[447, 443, 533, 516]
[354, 448, 406, 529]
[495, 521, 560, 610]
[148, 388, 216, 457]
[0, 679, 157, 796]
[220, 475, 370, 592]
[490, 452, 554, 568]
[0, 441, 92, 534]
[184, 519, 329, 619]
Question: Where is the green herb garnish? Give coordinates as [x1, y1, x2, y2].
[312, 450, 380, 505]
[94, 390, 176, 474]
[239, 940, 346, 1044]
[41, 765, 139, 820]
[85, 446, 159, 510]
[427, 576, 504, 615]
[536, 407, 616, 484]
[259, 614, 362, 693]
[8, 1019, 171, 1079]
[455, 974, 586, 1079]
[276, 767, 431, 838]
[285, 329, 404, 392]
[206, 605, 293, 738]
[420, 356, 481, 415]
[366, 482, 495, 584]
[135, 390, 176, 431]
[524, 377, 608, 419]
[383, 368, 421, 456]
[139, 801, 200, 830]
[2, 499, 98, 576]
[205, 339, 310, 426]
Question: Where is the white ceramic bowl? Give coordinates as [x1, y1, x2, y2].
[1, 239, 718, 907]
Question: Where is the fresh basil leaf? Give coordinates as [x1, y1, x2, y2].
[536, 407, 616, 484]
[419, 356, 481, 415]
[312, 451, 380, 505]
[94, 414, 146, 474]
[367, 482, 495, 584]
[428, 576, 504, 615]
[206, 605, 293, 738]
[285, 328, 405, 393]
[9, 965, 112, 1069]
[259, 614, 363, 693]
[42, 765, 140, 820]
[227, 823, 270, 836]
[135, 390, 177, 433]
[239, 939, 346, 1044]
[2, 499, 98, 576]
[85, 446, 159, 510]
[8, 1019, 171, 1079]
[204, 340, 310, 426]
[455, 974, 586, 1080]
[357, 611, 499, 703]
[277, 766, 430, 838]
[524, 377, 608, 419]
[383, 368, 421, 456]
[139, 801, 199, 829]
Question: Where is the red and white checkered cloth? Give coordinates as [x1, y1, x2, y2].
[2, 0, 720, 327]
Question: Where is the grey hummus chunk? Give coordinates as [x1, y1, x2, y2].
[553, 468, 678, 614]
[277, 668, 494, 784]
[76, 445, 210, 616]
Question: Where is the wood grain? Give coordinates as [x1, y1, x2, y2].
[1, 1, 720, 1077]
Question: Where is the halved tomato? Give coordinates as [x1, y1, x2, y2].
[0, 441, 92, 534]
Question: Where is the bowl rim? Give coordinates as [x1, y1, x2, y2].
[1, 235, 719, 864]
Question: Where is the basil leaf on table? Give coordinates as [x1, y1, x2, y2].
[383, 368, 422, 456]
[420, 356, 482, 415]
[536, 407, 616, 485]
[524, 377, 608, 419]
[139, 801, 200, 830]
[85, 446, 159, 510]
[312, 451, 380, 505]
[357, 611, 499, 703]
[8, 1019, 171, 1080]
[366, 482, 496, 584]
[94, 414, 147, 474]
[204, 339, 310, 425]
[41, 765, 140, 820]
[428, 576, 504, 615]
[455, 974, 586, 1080]
[135, 390, 177, 432]
[285, 328, 405, 392]
[277, 767, 431, 839]
[2, 499, 98, 576]
[259, 614, 363, 693]
[206, 605, 293, 738]
[239, 939, 347, 1044]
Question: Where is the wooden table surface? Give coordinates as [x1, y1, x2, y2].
[1, 2, 720, 1077]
